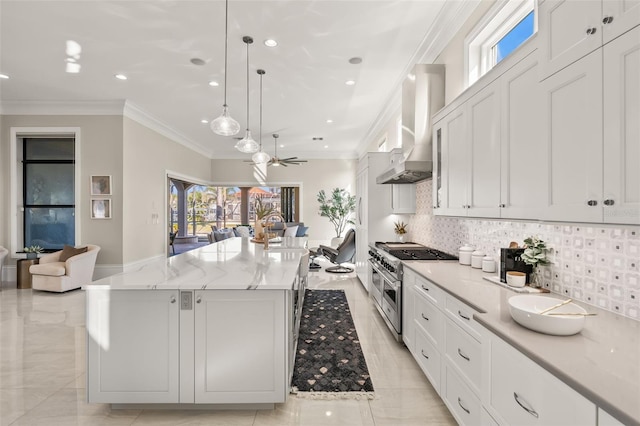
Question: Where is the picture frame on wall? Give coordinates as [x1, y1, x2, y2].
[90, 175, 112, 196]
[91, 198, 111, 219]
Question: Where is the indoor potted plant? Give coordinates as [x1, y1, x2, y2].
[24, 245, 43, 260]
[521, 236, 551, 287]
[394, 221, 408, 242]
[317, 188, 356, 246]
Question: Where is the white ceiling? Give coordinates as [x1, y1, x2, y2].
[0, 0, 473, 159]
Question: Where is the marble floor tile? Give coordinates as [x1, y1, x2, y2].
[0, 262, 455, 426]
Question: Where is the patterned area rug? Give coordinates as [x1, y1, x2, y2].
[291, 289, 374, 399]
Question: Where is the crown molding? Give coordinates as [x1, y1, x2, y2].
[122, 101, 214, 159]
[0, 100, 126, 115]
[0, 99, 216, 159]
[357, 0, 481, 157]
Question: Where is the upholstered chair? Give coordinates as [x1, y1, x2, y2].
[30, 245, 100, 292]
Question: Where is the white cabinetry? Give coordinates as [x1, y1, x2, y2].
[434, 108, 467, 216]
[194, 290, 287, 403]
[354, 153, 396, 290]
[391, 184, 416, 214]
[541, 49, 604, 223]
[403, 268, 484, 426]
[87, 289, 180, 403]
[87, 289, 289, 405]
[539, 0, 640, 78]
[603, 25, 640, 224]
[484, 333, 596, 425]
[598, 408, 626, 425]
[499, 52, 547, 220]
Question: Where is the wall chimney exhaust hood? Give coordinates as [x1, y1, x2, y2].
[377, 64, 445, 184]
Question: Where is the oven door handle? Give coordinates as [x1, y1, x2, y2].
[368, 259, 401, 285]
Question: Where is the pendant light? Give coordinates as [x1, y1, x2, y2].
[252, 69, 271, 164]
[210, 0, 240, 136]
[235, 36, 259, 154]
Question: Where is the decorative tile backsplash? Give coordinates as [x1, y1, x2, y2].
[408, 181, 640, 320]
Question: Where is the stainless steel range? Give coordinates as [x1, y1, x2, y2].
[368, 242, 457, 341]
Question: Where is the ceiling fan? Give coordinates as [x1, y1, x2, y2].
[268, 134, 307, 167]
[245, 134, 307, 167]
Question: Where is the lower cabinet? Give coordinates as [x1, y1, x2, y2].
[87, 289, 289, 405]
[442, 363, 482, 426]
[483, 330, 597, 426]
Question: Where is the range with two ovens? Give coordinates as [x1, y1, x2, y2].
[367, 242, 457, 341]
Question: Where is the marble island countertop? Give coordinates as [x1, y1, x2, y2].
[404, 261, 640, 426]
[85, 237, 308, 291]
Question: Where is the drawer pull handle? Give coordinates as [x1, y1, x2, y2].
[421, 313, 429, 321]
[421, 350, 429, 360]
[457, 397, 470, 414]
[458, 310, 470, 321]
[421, 285, 430, 292]
[457, 348, 470, 361]
[514, 392, 539, 418]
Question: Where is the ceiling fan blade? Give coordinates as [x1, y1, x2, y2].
[280, 157, 298, 161]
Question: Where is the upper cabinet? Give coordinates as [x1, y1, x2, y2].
[539, 0, 640, 79]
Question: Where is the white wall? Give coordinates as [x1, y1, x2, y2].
[122, 117, 211, 264]
[211, 158, 357, 244]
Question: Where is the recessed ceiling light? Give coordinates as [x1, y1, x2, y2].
[209, 80, 219, 87]
[324, 145, 329, 149]
[201, 119, 208, 124]
[0, 74, 8, 79]
[326, 119, 333, 123]
[345, 80, 355, 86]
[114, 74, 127, 80]
[348, 57, 362, 65]
[66, 63, 81, 73]
[264, 39, 278, 47]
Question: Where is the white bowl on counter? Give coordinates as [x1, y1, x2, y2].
[508, 295, 588, 336]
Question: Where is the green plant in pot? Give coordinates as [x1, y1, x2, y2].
[317, 188, 356, 244]
[24, 245, 43, 259]
[522, 236, 551, 287]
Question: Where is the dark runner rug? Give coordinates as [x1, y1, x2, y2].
[291, 289, 374, 399]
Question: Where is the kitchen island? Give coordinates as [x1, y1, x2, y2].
[85, 237, 308, 407]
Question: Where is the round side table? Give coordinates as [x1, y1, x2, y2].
[17, 258, 39, 289]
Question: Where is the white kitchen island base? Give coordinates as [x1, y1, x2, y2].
[85, 238, 307, 406]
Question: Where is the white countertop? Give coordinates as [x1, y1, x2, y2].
[86, 237, 308, 290]
[404, 261, 640, 426]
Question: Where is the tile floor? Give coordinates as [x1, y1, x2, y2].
[0, 259, 455, 426]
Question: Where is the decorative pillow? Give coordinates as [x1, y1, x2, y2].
[234, 226, 251, 237]
[59, 245, 88, 262]
[296, 226, 309, 237]
[213, 230, 233, 242]
[284, 225, 299, 237]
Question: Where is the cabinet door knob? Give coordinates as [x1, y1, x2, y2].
[604, 199, 615, 206]
[196, 297, 202, 304]
[170, 296, 176, 304]
[603, 16, 613, 24]
[586, 27, 597, 35]
[499, 203, 506, 208]
[587, 200, 598, 206]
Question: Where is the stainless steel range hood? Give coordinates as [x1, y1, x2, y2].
[377, 64, 445, 184]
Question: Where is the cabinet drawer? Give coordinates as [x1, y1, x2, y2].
[490, 337, 596, 426]
[414, 275, 445, 307]
[445, 320, 482, 396]
[414, 326, 441, 393]
[443, 363, 482, 426]
[414, 290, 445, 347]
[445, 294, 482, 341]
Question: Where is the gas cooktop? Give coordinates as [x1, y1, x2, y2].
[374, 242, 458, 261]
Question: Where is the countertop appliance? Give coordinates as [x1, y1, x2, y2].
[368, 241, 457, 341]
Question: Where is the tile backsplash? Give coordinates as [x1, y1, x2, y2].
[408, 181, 640, 320]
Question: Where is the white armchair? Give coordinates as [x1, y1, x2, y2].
[30, 244, 100, 292]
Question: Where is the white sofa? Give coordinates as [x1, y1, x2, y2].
[30, 244, 100, 292]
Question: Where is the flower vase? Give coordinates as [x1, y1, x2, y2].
[530, 267, 544, 288]
[254, 219, 264, 241]
[397, 234, 405, 243]
[26, 252, 38, 260]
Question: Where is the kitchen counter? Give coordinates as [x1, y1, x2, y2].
[404, 261, 640, 426]
[85, 237, 308, 290]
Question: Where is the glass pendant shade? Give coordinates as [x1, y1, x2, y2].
[235, 130, 259, 153]
[252, 150, 270, 164]
[210, 105, 240, 136]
